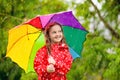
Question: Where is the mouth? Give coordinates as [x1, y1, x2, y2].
[54, 36, 62, 42]
[55, 36, 62, 39]
[55, 38, 61, 40]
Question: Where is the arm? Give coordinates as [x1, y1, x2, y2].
[34, 48, 48, 76]
[55, 51, 73, 75]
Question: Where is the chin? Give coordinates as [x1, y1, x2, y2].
[54, 40, 61, 43]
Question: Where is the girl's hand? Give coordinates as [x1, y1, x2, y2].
[48, 56, 56, 65]
[47, 64, 55, 73]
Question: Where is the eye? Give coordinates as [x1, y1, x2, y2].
[58, 30, 62, 33]
[52, 31, 56, 34]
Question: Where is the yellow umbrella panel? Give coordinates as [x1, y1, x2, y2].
[6, 24, 41, 72]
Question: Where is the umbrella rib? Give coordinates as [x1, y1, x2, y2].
[43, 14, 56, 28]
[7, 30, 41, 53]
[26, 31, 43, 71]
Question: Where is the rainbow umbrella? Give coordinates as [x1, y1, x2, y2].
[6, 11, 88, 73]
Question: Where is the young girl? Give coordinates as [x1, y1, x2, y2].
[34, 22, 73, 80]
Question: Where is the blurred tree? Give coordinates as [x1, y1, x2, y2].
[0, 57, 24, 80]
[20, 72, 38, 80]
[66, 0, 120, 80]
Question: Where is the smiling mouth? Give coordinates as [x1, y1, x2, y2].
[55, 36, 61, 39]
[55, 38, 61, 40]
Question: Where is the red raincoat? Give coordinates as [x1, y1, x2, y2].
[34, 43, 73, 80]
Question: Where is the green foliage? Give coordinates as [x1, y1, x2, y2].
[38, 0, 68, 15]
[76, 1, 91, 19]
[67, 58, 83, 80]
[0, 28, 8, 58]
[0, 57, 24, 80]
[20, 72, 38, 80]
[102, 0, 120, 21]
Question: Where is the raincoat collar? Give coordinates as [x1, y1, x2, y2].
[51, 43, 68, 50]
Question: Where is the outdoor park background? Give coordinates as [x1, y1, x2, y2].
[0, 0, 120, 80]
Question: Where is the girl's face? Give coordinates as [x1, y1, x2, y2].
[48, 24, 63, 43]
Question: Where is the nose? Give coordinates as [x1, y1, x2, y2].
[56, 32, 60, 36]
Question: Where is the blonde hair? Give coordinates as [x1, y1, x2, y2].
[44, 22, 66, 54]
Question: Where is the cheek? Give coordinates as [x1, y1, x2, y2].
[61, 33, 64, 37]
[49, 33, 55, 39]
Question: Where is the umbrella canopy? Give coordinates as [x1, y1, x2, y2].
[6, 11, 88, 73]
